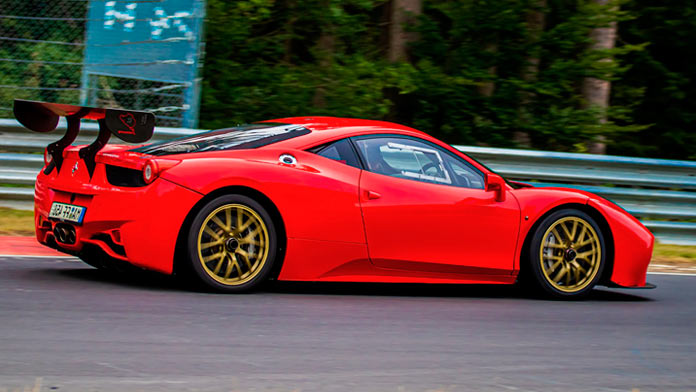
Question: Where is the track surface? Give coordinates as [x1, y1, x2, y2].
[1, 257, 694, 392]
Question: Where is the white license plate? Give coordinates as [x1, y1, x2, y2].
[48, 202, 86, 224]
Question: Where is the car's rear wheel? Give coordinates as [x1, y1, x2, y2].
[186, 194, 277, 292]
[528, 209, 605, 299]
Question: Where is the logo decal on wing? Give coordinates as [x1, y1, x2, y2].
[118, 112, 137, 135]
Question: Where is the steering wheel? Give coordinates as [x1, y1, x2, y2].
[421, 162, 442, 175]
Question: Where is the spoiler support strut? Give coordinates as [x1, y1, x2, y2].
[45, 110, 88, 175]
[78, 119, 111, 177]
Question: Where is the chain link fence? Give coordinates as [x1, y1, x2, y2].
[0, 0, 203, 127]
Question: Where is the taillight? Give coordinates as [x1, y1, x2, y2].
[143, 159, 159, 184]
[44, 148, 53, 166]
[141, 158, 179, 185]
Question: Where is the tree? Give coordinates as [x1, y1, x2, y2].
[388, 0, 422, 62]
[611, 0, 696, 160]
[516, 0, 547, 148]
[581, 0, 618, 154]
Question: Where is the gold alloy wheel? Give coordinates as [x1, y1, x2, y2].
[196, 204, 269, 286]
[539, 216, 602, 293]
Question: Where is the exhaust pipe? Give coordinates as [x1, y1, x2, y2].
[53, 223, 76, 244]
[54, 226, 66, 242]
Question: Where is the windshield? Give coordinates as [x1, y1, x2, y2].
[132, 123, 310, 156]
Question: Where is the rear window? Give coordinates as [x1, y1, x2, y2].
[132, 123, 310, 156]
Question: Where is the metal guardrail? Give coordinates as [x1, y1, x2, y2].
[1, 119, 694, 245]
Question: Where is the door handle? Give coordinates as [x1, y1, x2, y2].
[365, 191, 381, 200]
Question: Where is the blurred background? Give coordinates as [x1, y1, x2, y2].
[0, 0, 694, 260]
[1, 0, 695, 159]
[0, 0, 204, 128]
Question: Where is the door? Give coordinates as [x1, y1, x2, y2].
[354, 136, 520, 275]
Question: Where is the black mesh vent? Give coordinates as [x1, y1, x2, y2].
[105, 165, 146, 187]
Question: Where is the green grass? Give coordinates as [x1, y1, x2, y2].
[1, 183, 35, 188]
[652, 243, 696, 263]
[0, 207, 35, 236]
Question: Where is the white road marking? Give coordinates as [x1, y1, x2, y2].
[648, 271, 696, 276]
[651, 263, 696, 270]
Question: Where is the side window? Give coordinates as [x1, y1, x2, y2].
[308, 138, 361, 169]
[441, 153, 485, 189]
[354, 137, 484, 189]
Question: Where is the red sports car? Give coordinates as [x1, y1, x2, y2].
[14, 100, 654, 298]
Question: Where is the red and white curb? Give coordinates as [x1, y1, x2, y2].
[0, 254, 77, 259]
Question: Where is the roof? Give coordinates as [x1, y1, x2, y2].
[264, 116, 419, 133]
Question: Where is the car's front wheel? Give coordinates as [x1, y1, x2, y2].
[527, 209, 606, 299]
[186, 194, 278, 292]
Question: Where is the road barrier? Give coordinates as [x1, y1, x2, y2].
[1, 119, 694, 245]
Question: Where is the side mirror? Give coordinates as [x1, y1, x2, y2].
[485, 173, 506, 202]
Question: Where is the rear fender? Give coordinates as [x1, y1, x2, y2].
[161, 149, 367, 245]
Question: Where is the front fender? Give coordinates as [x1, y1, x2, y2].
[510, 187, 592, 273]
[588, 197, 653, 287]
[511, 186, 653, 287]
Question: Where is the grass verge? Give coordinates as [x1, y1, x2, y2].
[0, 207, 35, 236]
[650, 243, 696, 272]
[652, 243, 696, 262]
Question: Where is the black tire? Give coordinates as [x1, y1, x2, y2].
[186, 194, 278, 293]
[526, 209, 606, 299]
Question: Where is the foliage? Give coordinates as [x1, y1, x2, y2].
[200, 0, 682, 156]
[200, 0, 405, 129]
[407, 0, 646, 149]
[612, 0, 696, 160]
[2, 0, 695, 159]
[0, 0, 85, 113]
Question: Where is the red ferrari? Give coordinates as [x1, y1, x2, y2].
[14, 100, 654, 298]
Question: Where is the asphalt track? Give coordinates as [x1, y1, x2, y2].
[1, 257, 694, 392]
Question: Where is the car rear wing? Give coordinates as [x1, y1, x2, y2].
[13, 99, 156, 177]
